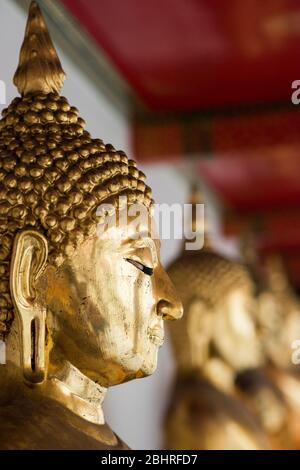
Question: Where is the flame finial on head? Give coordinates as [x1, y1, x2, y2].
[13, 1, 66, 96]
[185, 183, 212, 250]
[189, 183, 204, 235]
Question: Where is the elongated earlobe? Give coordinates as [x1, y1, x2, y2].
[10, 230, 48, 384]
[187, 298, 212, 369]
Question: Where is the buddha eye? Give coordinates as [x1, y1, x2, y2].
[125, 258, 153, 276]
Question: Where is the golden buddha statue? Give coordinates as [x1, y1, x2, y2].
[0, 2, 182, 449]
[164, 188, 270, 450]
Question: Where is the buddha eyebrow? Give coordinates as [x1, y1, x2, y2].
[122, 237, 154, 249]
[122, 238, 159, 263]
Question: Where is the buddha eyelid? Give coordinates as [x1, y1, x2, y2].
[125, 258, 154, 276]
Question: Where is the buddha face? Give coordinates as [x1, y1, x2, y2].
[42, 209, 182, 387]
[258, 292, 300, 367]
[212, 287, 264, 371]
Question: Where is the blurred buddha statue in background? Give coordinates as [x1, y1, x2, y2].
[259, 254, 300, 446]
[259, 254, 300, 369]
[164, 186, 270, 450]
[235, 235, 295, 449]
[0, 2, 183, 449]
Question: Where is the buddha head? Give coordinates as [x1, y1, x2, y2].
[168, 248, 264, 375]
[0, 2, 182, 388]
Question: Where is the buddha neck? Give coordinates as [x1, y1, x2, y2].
[177, 355, 235, 394]
[46, 361, 107, 425]
[0, 322, 107, 426]
[179, 331, 236, 393]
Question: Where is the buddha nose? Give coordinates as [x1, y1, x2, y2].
[156, 268, 183, 321]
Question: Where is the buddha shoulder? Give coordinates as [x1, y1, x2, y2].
[0, 394, 128, 450]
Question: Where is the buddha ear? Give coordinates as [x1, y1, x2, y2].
[186, 297, 212, 368]
[10, 230, 48, 384]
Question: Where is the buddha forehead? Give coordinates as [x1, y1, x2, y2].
[68, 232, 160, 277]
[67, 209, 159, 272]
[96, 204, 157, 242]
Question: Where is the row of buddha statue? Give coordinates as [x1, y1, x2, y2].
[165, 191, 300, 449]
[0, 1, 299, 450]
